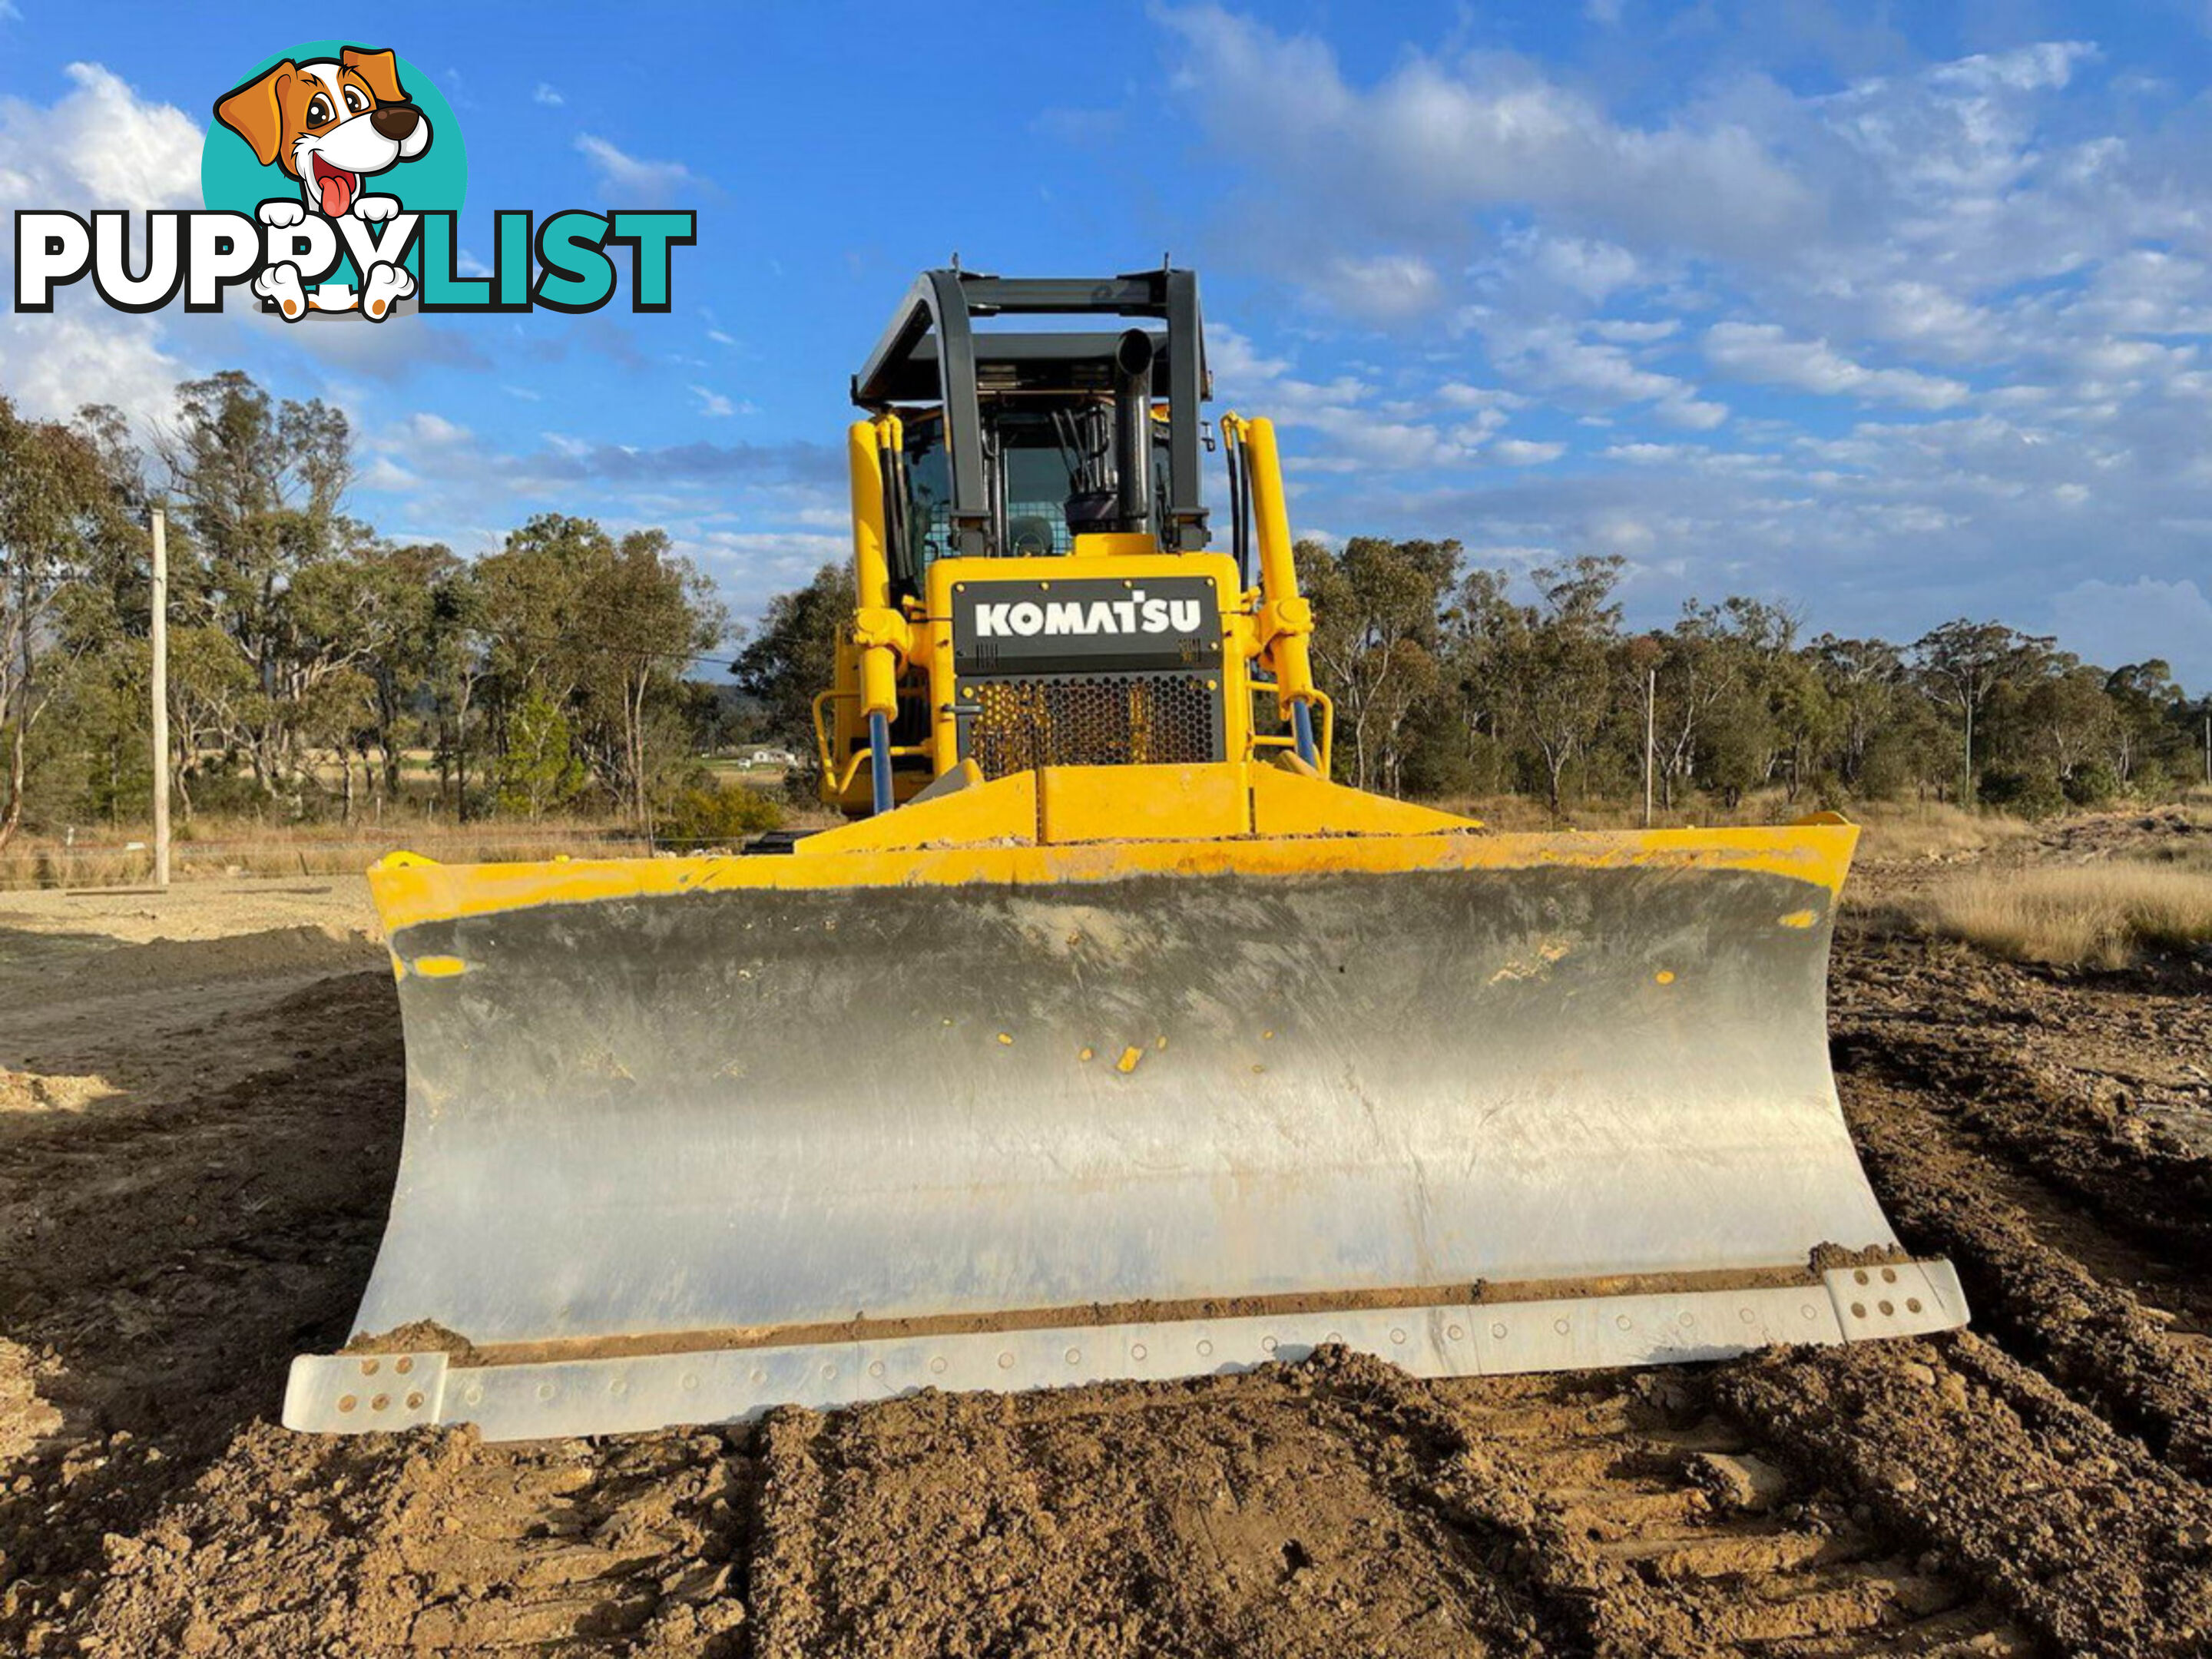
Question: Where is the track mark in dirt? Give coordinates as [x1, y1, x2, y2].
[1839, 1073, 2212, 1483]
[1717, 1334, 2212, 1659]
[743, 1354, 1547, 1659]
[741, 1349, 2035, 1659]
[1841, 1016, 2212, 1260]
[1406, 1366, 2032, 1657]
[1832, 942, 2212, 1263]
[36, 1426, 753, 1658]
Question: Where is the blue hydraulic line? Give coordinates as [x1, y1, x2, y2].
[1291, 700, 1317, 768]
[868, 710, 894, 816]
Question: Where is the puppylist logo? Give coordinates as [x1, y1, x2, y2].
[12, 40, 694, 323]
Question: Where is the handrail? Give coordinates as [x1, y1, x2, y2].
[811, 687, 931, 800]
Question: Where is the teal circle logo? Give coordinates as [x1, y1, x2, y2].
[203, 41, 465, 313]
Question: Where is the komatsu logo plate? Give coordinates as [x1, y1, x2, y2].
[952, 577, 1222, 675]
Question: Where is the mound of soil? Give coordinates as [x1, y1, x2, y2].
[0, 1071, 114, 1114]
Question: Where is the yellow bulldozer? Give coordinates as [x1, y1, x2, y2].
[287, 267, 1965, 1440]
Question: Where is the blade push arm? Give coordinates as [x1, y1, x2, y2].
[1224, 413, 1331, 771]
[846, 414, 914, 813]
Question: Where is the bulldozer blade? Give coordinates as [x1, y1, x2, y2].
[290, 824, 1964, 1439]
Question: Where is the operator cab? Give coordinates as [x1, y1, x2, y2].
[851, 269, 1216, 600]
[895, 398, 1177, 593]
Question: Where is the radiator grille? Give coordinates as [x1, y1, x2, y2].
[966, 674, 1220, 779]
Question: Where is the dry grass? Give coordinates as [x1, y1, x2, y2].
[1925, 864, 2212, 968]
[2, 817, 646, 891]
[1437, 793, 2038, 851]
[1850, 800, 2035, 864]
[2131, 825, 2212, 873]
[1, 790, 839, 892]
[1435, 791, 1803, 832]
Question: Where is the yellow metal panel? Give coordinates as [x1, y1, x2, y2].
[1070, 532, 1157, 558]
[805, 770, 1038, 854]
[368, 806, 1856, 934]
[846, 417, 899, 720]
[1233, 418, 1318, 698]
[1250, 766, 1482, 838]
[1038, 763, 1251, 844]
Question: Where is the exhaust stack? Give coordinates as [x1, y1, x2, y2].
[1114, 328, 1155, 533]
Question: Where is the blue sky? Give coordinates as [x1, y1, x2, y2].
[5, 1, 2212, 687]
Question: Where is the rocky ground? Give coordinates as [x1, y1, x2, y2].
[2, 826, 2208, 1657]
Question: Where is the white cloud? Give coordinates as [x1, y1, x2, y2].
[1162, 6, 1813, 260]
[362, 455, 420, 492]
[575, 133, 704, 195]
[1313, 252, 1444, 321]
[1487, 324, 1677, 402]
[1212, 322, 1465, 469]
[2069, 250, 2212, 337]
[677, 529, 855, 611]
[392, 411, 471, 448]
[1849, 281, 2002, 362]
[1704, 323, 1970, 409]
[1118, 16, 2212, 674]
[692, 386, 736, 419]
[1657, 396, 1730, 430]
[1482, 320, 1730, 433]
[0, 61, 488, 421]
[0, 64, 204, 424]
[0, 307, 185, 426]
[1589, 318, 1680, 343]
[533, 83, 565, 108]
[1218, 321, 1604, 475]
[1518, 231, 1641, 301]
[1927, 41, 2097, 95]
[0, 61, 200, 207]
[1492, 438, 1566, 465]
[687, 529, 848, 568]
[1435, 382, 1524, 412]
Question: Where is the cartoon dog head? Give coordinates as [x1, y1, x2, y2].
[214, 47, 431, 217]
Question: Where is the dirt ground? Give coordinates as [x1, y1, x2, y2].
[3, 830, 2210, 1657]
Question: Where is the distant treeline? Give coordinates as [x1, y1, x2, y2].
[9, 375, 2206, 849]
[740, 545, 2210, 819]
[0, 375, 764, 851]
[1292, 538, 2207, 816]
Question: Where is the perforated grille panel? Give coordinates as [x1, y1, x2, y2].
[965, 674, 1221, 779]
